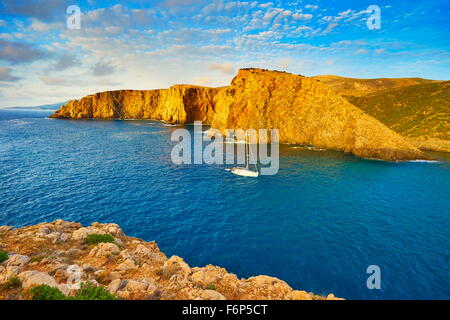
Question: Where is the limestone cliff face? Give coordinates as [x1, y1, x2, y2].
[51, 68, 428, 161]
[51, 85, 220, 124]
[211, 69, 427, 161]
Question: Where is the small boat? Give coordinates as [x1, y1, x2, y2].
[230, 167, 259, 177]
[229, 137, 259, 177]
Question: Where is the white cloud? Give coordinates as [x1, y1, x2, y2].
[193, 76, 212, 86]
[259, 2, 273, 9]
[292, 13, 313, 20]
[28, 19, 63, 32]
[304, 5, 318, 10]
[0, 67, 20, 82]
[208, 63, 234, 74]
[40, 75, 76, 86]
[277, 57, 293, 69]
[92, 61, 116, 76]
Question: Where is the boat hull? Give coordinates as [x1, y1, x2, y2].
[230, 167, 259, 177]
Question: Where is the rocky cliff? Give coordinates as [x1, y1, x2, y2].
[0, 220, 341, 300]
[51, 85, 220, 124]
[50, 68, 428, 161]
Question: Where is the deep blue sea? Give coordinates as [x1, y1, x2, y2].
[0, 109, 449, 299]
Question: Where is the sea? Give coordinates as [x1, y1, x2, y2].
[0, 109, 448, 299]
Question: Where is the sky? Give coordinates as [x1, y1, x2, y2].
[0, 0, 449, 107]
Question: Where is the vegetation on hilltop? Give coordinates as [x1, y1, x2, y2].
[347, 81, 450, 152]
[313, 75, 439, 97]
[347, 81, 449, 140]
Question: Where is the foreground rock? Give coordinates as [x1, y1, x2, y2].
[0, 220, 342, 300]
[50, 68, 428, 161]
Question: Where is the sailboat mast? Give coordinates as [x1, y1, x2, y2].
[245, 136, 249, 169]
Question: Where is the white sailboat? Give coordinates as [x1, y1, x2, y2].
[229, 138, 259, 177]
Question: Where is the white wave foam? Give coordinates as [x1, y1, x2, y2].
[162, 123, 181, 127]
[4, 119, 31, 126]
[407, 160, 441, 163]
[292, 146, 326, 151]
[224, 139, 247, 144]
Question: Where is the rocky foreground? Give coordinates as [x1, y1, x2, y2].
[0, 220, 341, 300]
[50, 68, 428, 161]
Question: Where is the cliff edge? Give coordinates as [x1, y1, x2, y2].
[50, 68, 428, 161]
[0, 220, 341, 300]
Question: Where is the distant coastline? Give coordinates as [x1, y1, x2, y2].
[1, 101, 68, 111]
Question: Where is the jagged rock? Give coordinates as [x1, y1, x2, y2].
[115, 279, 158, 299]
[94, 269, 121, 284]
[0, 226, 13, 233]
[6, 254, 30, 268]
[238, 275, 293, 300]
[326, 293, 344, 300]
[190, 265, 239, 298]
[123, 279, 148, 292]
[191, 266, 222, 288]
[165, 274, 190, 292]
[116, 249, 138, 271]
[133, 244, 166, 265]
[67, 248, 82, 257]
[72, 223, 124, 241]
[72, 227, 98, 241]
[18, 271, 57, 290]
[107, 279, 128, 294]
[160, 256, 191, 279]
[146, 288, 161, 300]
[82, 265, 98, 273]
[54, 269, 68, 283]
[88, 243, 120, 258]
[199, 289, 226, 300]
[65, 264, 84, 286]
[0, 266, 20, 283]
[97, 223, 124, 237]
[0, 220, 342, 300]
[289, 290, 313, 300]
[57, 284, 71, 296]
[117, 259, 137, 271]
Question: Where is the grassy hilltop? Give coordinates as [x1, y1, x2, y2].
[314, 75, 449, 153]
[312, 75, 439, 97]
[347, 81, 450, 152]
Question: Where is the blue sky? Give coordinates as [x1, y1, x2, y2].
[0, 0, 449, 106]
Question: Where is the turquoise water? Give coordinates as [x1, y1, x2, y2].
[0, 109, 449, 299]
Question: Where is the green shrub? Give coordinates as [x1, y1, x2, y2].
[1, 277, 21, 290]
[0, 251, 8, 263]
[85, 234, 115, 245]
[29, 283, 117, 300]
[74, 282, 117, 300]
[29, 285, 66, 300]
